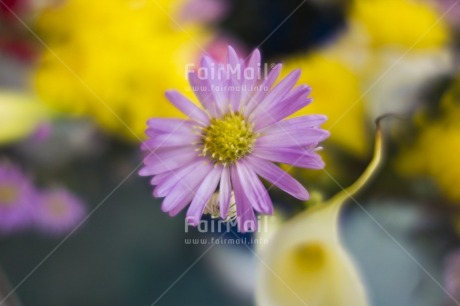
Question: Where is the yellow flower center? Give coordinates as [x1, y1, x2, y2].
[292, 242, 327, 272]
[201, 112, 256, 165]
[0, 185, 19, 207]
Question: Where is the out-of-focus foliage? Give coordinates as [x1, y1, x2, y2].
[34, 0, 210, 140]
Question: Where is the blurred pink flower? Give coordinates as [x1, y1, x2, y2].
[0, 0, 26, 20]
[204, 35, 247, 64]
[0, 0, 37, 61]
[179, 0, 229, 24]
[436, 0, 460, 28]
[35, 188, 86, 235]
[0, 162, 37, 233]
[29, 122, 53, 142]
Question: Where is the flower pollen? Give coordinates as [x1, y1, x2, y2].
[201, 112, 256, 165]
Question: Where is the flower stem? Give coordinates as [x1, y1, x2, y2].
[325, 114, 389, 216]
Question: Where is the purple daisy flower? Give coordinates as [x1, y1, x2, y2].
[0, 163, 37, 233]
[34, 188, 86, 235]
[140, 46, 329, 232]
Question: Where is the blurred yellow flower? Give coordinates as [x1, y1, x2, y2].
[397, 81, 460, 202]
[256, 202, 369, 306]
[0, 91, 48, 144]
[283, 53, 369, 157]
[352, 0, 449, 49]
[256, 120, 386, 306]
[34, 0, 209, 140]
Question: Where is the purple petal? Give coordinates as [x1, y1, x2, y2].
[227, 75, 242, 112]
[145, 124, 196, 138]
[200, 55, 226, 115]
[161, 161, 213, 215]
[231, 165, 257, 233]
[235, 160, 273, 214]
[254, 87, 312, 130]
[142, 146, 197, 166]
[165, 90, 209, 124]
[256, 127, 330, 148]
[245, 48, 261, 73]
[282, 84, 311, 102]
[146, 118, 195, 134]
[252, 146, 325, 169]
[150, 171, 171, 185]
[246, 156, 309, 200]
[226, 46, 242, 111]
[162, 190, 195, 217]
[250, 69, 301, 119]
[153, 158, 206, 197]
[142, 132, 199, 150]
[240, 49, 261, 104]
[261, 115, 327, 133]
[139, 147, 198, 176]
[219, 167, 232, 219]
[188, 72, 219, 117]
[187, 165, 223, 226]
[244, 63, 282, 115]
[227, 46, 240, 68]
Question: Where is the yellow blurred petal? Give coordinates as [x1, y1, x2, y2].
[352, 0, 448, 49]
[0, 92, 48, 144]
[282, 53, 369, 156]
